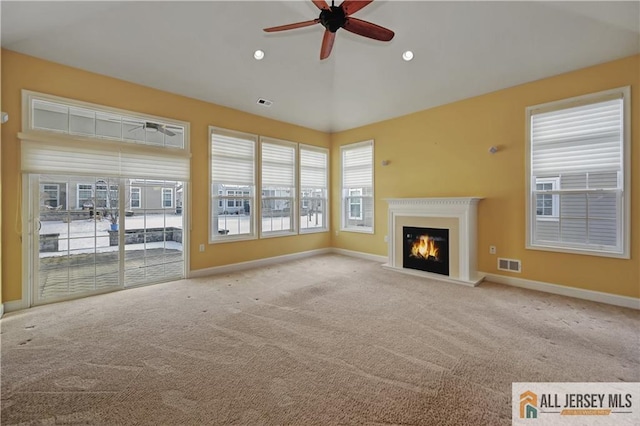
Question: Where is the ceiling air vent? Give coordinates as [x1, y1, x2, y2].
[257, 98, 273, 107]
[498, 258, 521, 273]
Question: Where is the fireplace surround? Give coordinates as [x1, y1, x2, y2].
[384, 197, 484, 286]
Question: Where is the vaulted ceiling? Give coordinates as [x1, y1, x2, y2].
[2, 1, 639, 132]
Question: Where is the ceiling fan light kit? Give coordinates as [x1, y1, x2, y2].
[264, 0, 394, 60]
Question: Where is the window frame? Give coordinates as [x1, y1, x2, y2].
[260, 137, 297, 238]
[525, 86, 630, 258]
[209, 127, 257, 243]
[340, 140, 374, 234]
[299, 144, 329, 234]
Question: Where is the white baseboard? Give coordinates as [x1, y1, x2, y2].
[3, 299, 28, 314]
[0, 303, 3, 318]
[481, 272, 640, 310]
[330, 248, 387, 264]
[189, 248, 332, 278]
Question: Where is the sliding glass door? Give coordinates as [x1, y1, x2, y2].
[32, 174, 185, 305]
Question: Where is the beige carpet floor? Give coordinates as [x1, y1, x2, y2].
[1, 254, 639, 425]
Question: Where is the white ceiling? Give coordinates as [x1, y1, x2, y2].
[2, 1, 639, 133]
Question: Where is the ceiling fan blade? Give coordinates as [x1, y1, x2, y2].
[320, 29, 336, 60]
[340, 0, 373, 15]
[343, 17, 394, 41]
[264, 19, 320, 32]
[311, 0, 330, 11]
[159, 127, 176, 137]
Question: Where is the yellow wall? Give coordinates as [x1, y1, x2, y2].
[0, 49, 331, 303]
[331, 55, 639, 298]
[2, 49, 638, 304]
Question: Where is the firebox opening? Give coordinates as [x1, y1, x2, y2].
[403, 226, 449, 276]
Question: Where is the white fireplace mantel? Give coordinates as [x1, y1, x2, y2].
[383, 197, 484, 286]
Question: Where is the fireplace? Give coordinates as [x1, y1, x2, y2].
[403, 227, 449, 276]
[384, 197, 484, 286]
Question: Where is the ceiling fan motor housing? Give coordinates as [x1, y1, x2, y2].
[320, 6, 346, 32]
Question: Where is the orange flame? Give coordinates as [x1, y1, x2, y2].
[410, 235, 439, 260]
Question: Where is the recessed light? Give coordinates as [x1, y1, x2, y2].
[402, 50, 414, 61]
[254, 50, 265, 60]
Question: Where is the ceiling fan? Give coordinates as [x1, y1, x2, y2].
[129, 122, 177, 136]
[264, 0, 394, 60]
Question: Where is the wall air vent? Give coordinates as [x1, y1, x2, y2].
[257, 98, 273, 107]
[498, 258, 521, 273]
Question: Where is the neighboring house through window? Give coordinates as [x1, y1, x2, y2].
[526, 86, 629, 258]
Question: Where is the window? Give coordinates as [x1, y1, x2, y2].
[40, 183, 60, 208]
[29, 96, 186, 149]
[341, 140, 374, 233]
[210, 127, 256, 241]
[162, 188, 174, 208]
[348, 188, 363, 220]
[130, 187, 141, 208]
[77, 184, 93, 208]
[535, 177, 559, 219]
[300, 145, 328, 232]
[22, 91, 190, 181]
[261, 138, 296, 236]
[526, 87, 630, 258]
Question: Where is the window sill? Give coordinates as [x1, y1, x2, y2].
[299, 228, 328, 235]
[340, 227, 374, 234]
[260, 231, 297, 239]
[526, 243, 628, 259]
[209, 234, 257, 244]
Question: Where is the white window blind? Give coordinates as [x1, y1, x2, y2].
[261, 140, 295, 187]
[342, 141, 373, 188]
[21, 138, 189, 181]
[527, 88, 629, 258]
[300, 147, 327, 189]
[211, 130, 256, 185]
[531, 98, 623, 177]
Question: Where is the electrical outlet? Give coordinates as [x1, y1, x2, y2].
[384, 235, 388, 243]
[489, 245, 497, 255]
[199, 244, 205, 252]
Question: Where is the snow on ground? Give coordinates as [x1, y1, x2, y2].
[40, 213, 183, 257]
[40, 212, 325, 257]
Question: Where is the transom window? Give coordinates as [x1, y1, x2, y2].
[28, 95, 186, 149]
[526, 87, 629, 258]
